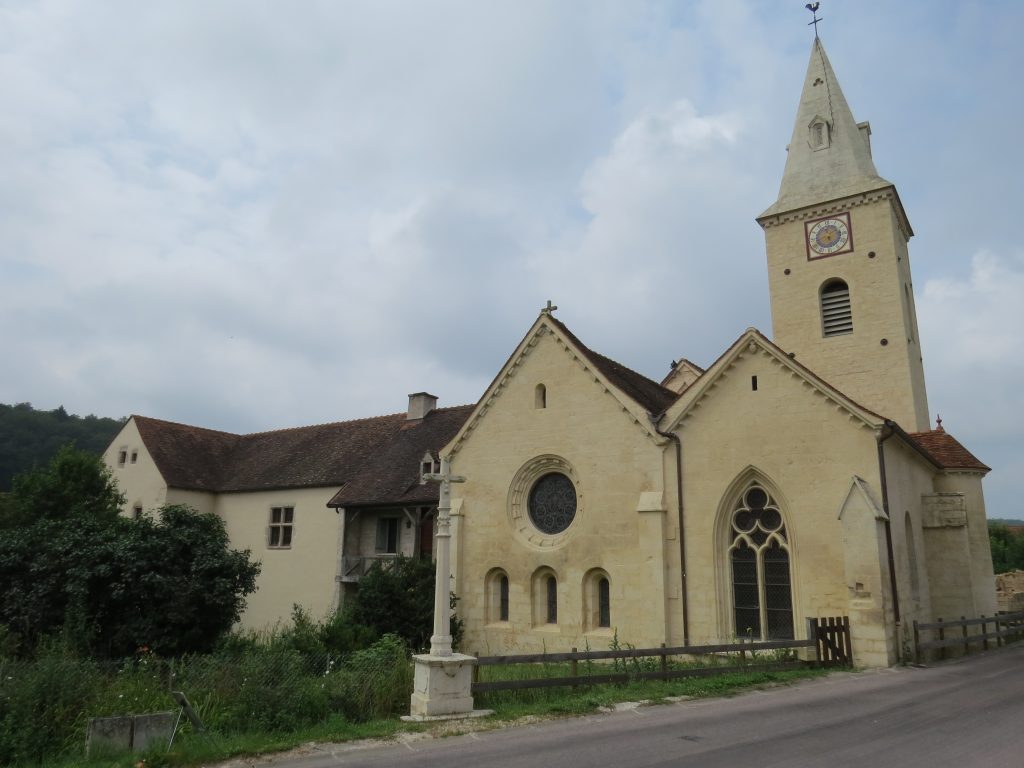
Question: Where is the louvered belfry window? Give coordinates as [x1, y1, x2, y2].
[821, 279, 853, 337]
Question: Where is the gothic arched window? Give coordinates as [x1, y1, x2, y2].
[728, 484, 794, 639]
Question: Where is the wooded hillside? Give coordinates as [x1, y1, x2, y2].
[0, 402, 124, 491]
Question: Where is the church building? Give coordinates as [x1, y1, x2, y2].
[102, 37, 996, 669]
[443, 38, 995, 668]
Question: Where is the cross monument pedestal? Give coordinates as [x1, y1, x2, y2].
[404, 458, 492, 721]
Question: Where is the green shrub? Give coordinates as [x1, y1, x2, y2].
[325, 635, 412, 722]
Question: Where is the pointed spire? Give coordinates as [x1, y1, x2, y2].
[760, 38, 891, 219]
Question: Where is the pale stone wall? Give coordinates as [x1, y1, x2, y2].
[104, 418, 170, 517]
[215, 487, 342, 630]
[675, 343, 893, 666]
[932, 471, 997, 617]
[878, 437, 937, 657]
[449, 329, 671, 656]
[763, 193, 929, 432]
[165, 488, 217, 515]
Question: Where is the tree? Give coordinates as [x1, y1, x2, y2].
[0, 498, 260, 657]
[343, 556, 461, 651]
[0, 402, 125, 492]
[0, 450, 258, 657]
[989, 522, 1024, 574]
[2, 444, 123, 528]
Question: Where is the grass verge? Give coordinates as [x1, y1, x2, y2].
[30, 664, 833, 768]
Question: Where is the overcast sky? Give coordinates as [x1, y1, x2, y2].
[1, 0, 1021, 518]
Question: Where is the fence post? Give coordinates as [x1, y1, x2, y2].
[981, 616, 988, 652]
[472, 652, 480, 685]
[807, 618, 821, 665]
[912, 620, 920, 664]
[961, 616, 969, 656]
[660, 643, 668, 681]
[570, 648, 578, 689]
[842, 616, 852, 665]
[937, 619, 945, 661]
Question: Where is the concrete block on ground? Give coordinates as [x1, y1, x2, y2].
[132, 712, 175, 751]
[86, 716, 132, 756]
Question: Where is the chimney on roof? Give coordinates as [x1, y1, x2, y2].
[407, 392, 438, 421]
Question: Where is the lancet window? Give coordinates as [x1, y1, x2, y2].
[729, 485, 794, 640]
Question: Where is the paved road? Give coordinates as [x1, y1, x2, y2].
[273, 645, 1024, 768]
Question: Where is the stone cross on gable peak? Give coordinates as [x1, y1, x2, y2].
[540, 300, 558, 315]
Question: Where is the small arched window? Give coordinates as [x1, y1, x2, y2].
[809, 118, 830, 150]
[535, 383, 547, 409]
[821, 279, 853, 337]
[583, 569, 612, 631]
[531, 568, 559, 627]
[598, 578, 611, 628]
[546, 575, 558, 624]
[486, 569, 511, 623]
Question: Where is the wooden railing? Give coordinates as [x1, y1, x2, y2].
[338, 555, 399, 583]
[912, 610, 1024, 662]
[471, 617, 851, 694]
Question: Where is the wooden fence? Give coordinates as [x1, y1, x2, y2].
[471, 616, 851, 694]
[912, 610, 1024, 662]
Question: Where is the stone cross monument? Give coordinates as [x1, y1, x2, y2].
[406, 457, 489, 719]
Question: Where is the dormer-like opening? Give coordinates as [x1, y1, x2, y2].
[407, 392, 438, 421]
[857, 120, 872, 157]
[535, 383, 547, 409]
[419, 451, 440, 484]
[808, 116, 830, 151]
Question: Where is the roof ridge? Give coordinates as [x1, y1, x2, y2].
[133, 414, 240, 438]
[668, 327, 887, 427]
[547, 316, 677, 412]
[242, 411, 405, 437]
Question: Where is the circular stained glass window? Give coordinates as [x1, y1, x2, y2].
[528, 473, 577, 534]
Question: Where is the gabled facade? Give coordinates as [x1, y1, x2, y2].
[443, 38, 995, 667]
[104, 395, 470, 629]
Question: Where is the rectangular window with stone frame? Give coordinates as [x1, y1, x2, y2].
[268, 506, 294, 548]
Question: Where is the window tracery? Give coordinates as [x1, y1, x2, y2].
[729, 484, 793, 639]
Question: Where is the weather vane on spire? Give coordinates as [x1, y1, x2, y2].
[806, 3, 822, 38]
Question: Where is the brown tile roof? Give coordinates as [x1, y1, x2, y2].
[135, 417, 241, 491]
[327, 405, 475, 508]
[133, 405, 473, 503]
[548, 317, 679, 415]
[906, 429, 990, 472]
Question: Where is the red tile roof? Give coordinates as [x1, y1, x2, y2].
[906, 429, 990, 472]
[133, 405, 473, 503]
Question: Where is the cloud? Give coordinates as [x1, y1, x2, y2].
[919, 250, 1024, 516]
[0, 0, 1021, 519]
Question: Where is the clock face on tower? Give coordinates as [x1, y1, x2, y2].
[805, 212, 854, 259]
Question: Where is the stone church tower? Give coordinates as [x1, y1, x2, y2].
[757, 39, 929, 432]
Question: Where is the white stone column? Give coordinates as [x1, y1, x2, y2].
[406, 458, 489, 720]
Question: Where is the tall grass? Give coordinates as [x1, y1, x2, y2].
[0, 634, 413, 766]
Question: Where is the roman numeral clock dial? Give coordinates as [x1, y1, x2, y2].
[805, 212, 853, 259]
